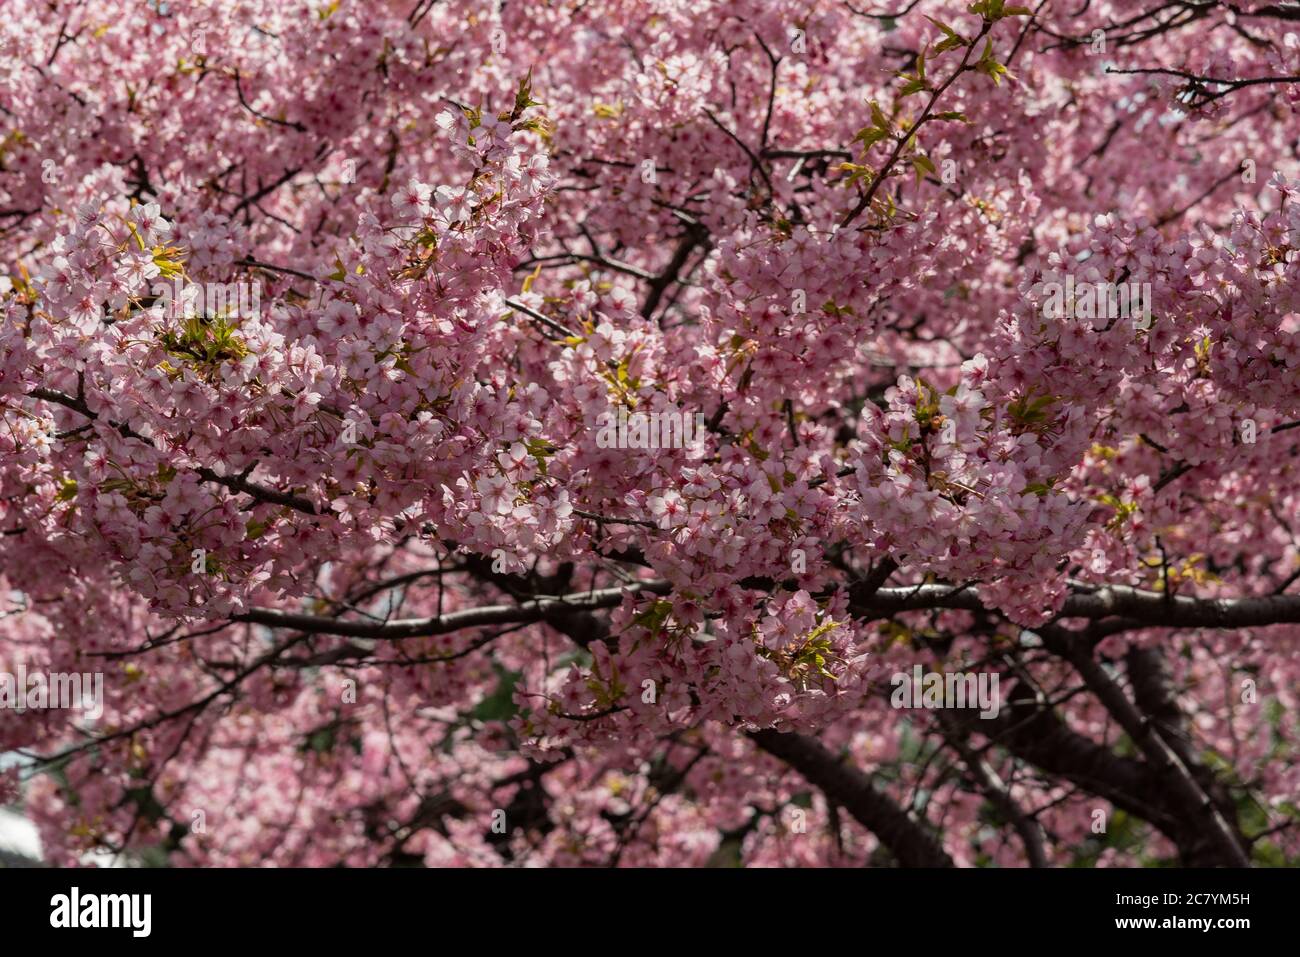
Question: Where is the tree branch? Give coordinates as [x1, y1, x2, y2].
[236, 579, 671, 640]
[748, 729, 954, 867]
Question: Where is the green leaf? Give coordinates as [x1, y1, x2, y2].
[896, 51, 930, 98]
[911, 153, 937, 186]
[925, 16, 962, 41]
[975, 39, 1014, 85]
[853, 127, 889, 152]
[513, 69, 540, 116]
[836, 162, 875, 188]
[869, 100, 891, 131]
[525, 437, 556, 475]
[632, 599, 675, 637]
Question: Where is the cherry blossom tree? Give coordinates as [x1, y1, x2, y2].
[1, 0, 1298, 868]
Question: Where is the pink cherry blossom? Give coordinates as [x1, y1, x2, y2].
[0, 0, 1296, 872]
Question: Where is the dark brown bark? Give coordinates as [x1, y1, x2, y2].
[748, 729, 954, 868]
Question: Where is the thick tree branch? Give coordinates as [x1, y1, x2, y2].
[855, 580, 1300, 628]
[748, 729, 954, 867]
[236, 580, 671, 640]
[1041, 628, 1251, 866]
